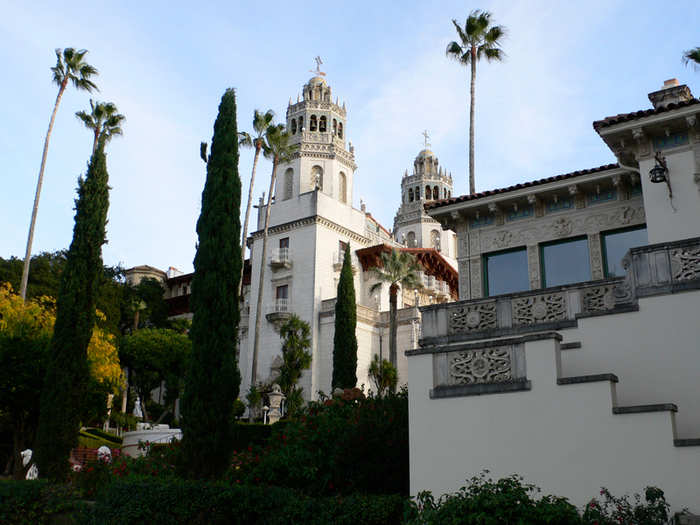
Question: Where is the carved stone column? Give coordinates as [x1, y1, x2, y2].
[458, 259, 471, 299]
[469, 257, 483, 298]
[588, 232, 604, 280]
[526, 245, 541, 290]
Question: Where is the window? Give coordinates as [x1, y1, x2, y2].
[415, 186, 420, 199]
[338, 122, 343, 138]
[339, 241, 348, 257]
[426, 186, 432, 200]
[484, 247, 529, 296]
[433, 186, 439, 200]
[333, 119, 337, 134]
[406, 231, 416, 247]
[319, 116, 327, 132]
[339, 172, 347, 203]
[298, 116, 303, 131]
[311, 165, 323, 190]
[279, 237, 289, 249]
[541, 237, 590, 287]
[291, 119, 297, 134]
[283, 168, 293, 200]
[310, 115, 317, 131]
[602, 226, 647, 277]
[408, 188, 414, 202]
[276, 284, 288, 299]
[431, 229, 441, 251]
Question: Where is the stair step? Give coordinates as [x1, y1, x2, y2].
[560, 342, 582, 350]
[674, 438, 700, 447]
[613, 404, 678, 414]
[558, 373, 618, 385]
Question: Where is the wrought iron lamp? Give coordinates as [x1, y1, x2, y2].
[649, 152, 668, 183]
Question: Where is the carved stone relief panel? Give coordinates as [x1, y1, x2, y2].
[512, 293, 567, 325]
[588, 233, 604, 280]
[458, 259, 471, 299]
[582, 285, 615, 313]
[449, 346, 512, 385]
[470, 257, 483, 298]
[448, 301, 498, 334]
[670, 247, 700, 281]
[526, 245, 541, 289]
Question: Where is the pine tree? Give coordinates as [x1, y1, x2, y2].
[34, 136, 110, 481]
[332, 244, 358, 389]
[180, 88, 242, 479]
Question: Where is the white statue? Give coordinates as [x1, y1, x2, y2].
[21, 449, 38, 480]
[267, 383, 286, 424]
[97, 445, 112, 463]
[133, 396, 143, 419]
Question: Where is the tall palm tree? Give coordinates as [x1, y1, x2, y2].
[238, 109, 275, 295]
[683, 47, 700, 70]
[75, 99, 125, 153]
[250, 124, 296, 385]
[20, 48, 98, 300]
[370, 249, 422, 367]
[446, 11, 505, 195]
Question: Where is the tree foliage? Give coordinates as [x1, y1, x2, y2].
[368, 355, 397, 396]
[278, 315, 312, 416]
[34, 136, 111, 481]
[683, 46, 700, 70]
[75, 99, 125, 153]
[180, 88, 242, 479]
[332, 245, 357, 390]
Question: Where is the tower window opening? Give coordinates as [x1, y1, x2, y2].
[448, 190, 451, 198]
[407, 231, 416, 247]
[319, 116, 327, 132]
[408, 188, 414, 202]
[310, 115, 317, 131]
[338, 122, 343, 138]
[312, 165, 324, 191]
[426, 186, 432, 200]
[443, 188, 447, 199]
[415, 186, 420, 199]
[339, 172, 347, 203]
[431, 229, 441, 251]
[333, 119, 337, 134]
[433, 186, 439, 200]
[283, 168, 293, 200]
[291, 119, 297, 134]
[298, 116, 303, 131]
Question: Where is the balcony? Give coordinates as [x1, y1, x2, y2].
[332, 251, 357, 273]
[266, 298, 292, 324]
[270, 248, 292, 270]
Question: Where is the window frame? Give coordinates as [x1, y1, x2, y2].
[482, 246, 529, 297]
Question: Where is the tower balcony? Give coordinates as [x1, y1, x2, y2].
[270, 248, 292, 270]
[266, 298, 292, 324]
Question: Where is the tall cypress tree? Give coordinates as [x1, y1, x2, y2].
[332, 244, 358, 389]
[34, 137, 110, 480]
[180, 88, 242, 479]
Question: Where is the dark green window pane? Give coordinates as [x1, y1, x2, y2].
[542, 237, 590, 287]
[485, 248, 529, 296]
[603, 227, 647, 277]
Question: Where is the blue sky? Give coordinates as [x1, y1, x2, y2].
[1, 0, 698, 273]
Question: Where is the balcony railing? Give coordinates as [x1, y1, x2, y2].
[270, 248, 291, 269]
[269, 298, 290, 313]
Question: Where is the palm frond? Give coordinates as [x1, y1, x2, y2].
[75, 110, 95, 129]
[446, 41, 470, 64]
[238, 131, 253, 148]
[683, 47, 700, 70]
[451, 19, 468, 45]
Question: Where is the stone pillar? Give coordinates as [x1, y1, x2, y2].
[458, 259, 470, 299]
[588, 232, 604, 280]
[469, 257, 483, 298]
[526, 245, 541, 290]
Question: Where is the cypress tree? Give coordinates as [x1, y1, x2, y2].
[180, 88, 242, 479]
[34, 137, 110, 480]
[332, 244, 358, 389]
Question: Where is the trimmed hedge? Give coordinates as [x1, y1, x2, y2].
[0, 480, 85, 524]
[87, 477, 404, 525]
[230, 421, 286, 452]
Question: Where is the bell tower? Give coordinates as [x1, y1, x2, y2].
[275, 59, 357, 205]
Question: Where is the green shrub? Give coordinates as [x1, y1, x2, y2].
[0, 480, 84, 524]
[86, 477, 405, 524]
[231, 388, 408, 496]
[404, 472, 581, 525]
[230, 421, 286, 452]
[582, 486, 670, 524]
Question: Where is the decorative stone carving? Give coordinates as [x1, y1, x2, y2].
[613, 280, 634, 305]
[449, 346, 512, 385]
[469, 258, 483, 298]
[588, 233, 604, 280]
[582, 285, 615, 313]
[670, 247, 700, 281]
[492, 230, 513, 249]
[551, 217, 573, 237]
[612, 205, 635, 225]
[448, 302, 497, 334]
[512, 293, 566, 325]
[527, 245, 541, 289]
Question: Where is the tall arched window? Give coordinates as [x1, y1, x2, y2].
[319, 116, 327, 132]
[283, 168, 293, 200]
[310, 115, 317, 131]
[431, 230, 441, 251]
[425, 186, 432, 200]
[443, 188, 447, 199]
[298, 116, 304, 131]
[408, 188, 414, 202]
[311, 165, 323, 191]
[415, 186, 420, 199]
[339, 172, 347, 203]
[433, 186, 439, 200]
[333, 119, 338, 134]
[291, 119, 297, 134]
[338, 122, 343, 138]
[407, 231, 416, 247]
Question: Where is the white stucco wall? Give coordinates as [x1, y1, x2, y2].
[408, 335, 700, 513]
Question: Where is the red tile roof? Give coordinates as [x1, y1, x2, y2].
[424, 163, 619, 211]
[592, 98, 700, 131]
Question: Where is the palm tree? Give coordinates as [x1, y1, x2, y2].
[683, 47, 700, 70]
[20, 48, 98, 300]
[446, 11, 505, 195]
[75, 99, 125, 153]
[370, 249, 422, 367]
[238, 109, 275, 295]
[250, 124, 296, 385]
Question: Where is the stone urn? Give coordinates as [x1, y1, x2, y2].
[267, 383, 286, 424]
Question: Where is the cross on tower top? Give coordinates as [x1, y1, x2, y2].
[310, 56, 326, 76]
[422, 130, 431, 149]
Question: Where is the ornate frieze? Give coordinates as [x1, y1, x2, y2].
[449, 346, 512, 385]
[670, 247, 700, 282]
[582, 285, 615, 313]
[448, 301, 497, 334]
[512, 293, 567, 325]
